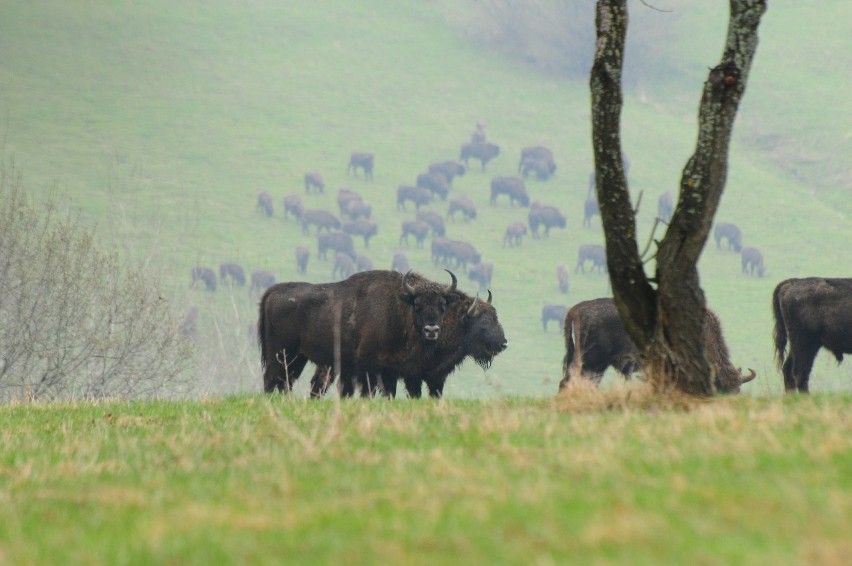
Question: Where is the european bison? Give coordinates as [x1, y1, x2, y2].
[332, 252, 356, 280]
[417, 172, 450, 201]
[503, 222, 528, 248]
[400, 220, 431, 248]
[295, 245, 310, 274]
[459, 142, 500, 171]
[583, 196, 599, 227]
[417, 210, 446, 237]
[773, 278, 852, 393]
[428, 161, 466, 185]
[576, 244, 607, 273]
[342, 220, 379, 248]
[435, 239, 481, 270]
[391, 252, 410, 273]
[397, 185, 431, 211]
[304, 172, 325, 193]
[343, 200, 372, 221]
[490, 176, 530, 207]
[256, 191, 273, 217]
[180, 306, 199, 339]
[251, 270, 276, 293]
[190, 267, 217, 292]
[283, 194, 303, 220]
[560, 298, 755, 393]
[714, 222, 743, 252]
[317, 232, 355, 261]
[468, 261, 494, 293]
[528, 204, 566, 237]
[518, 146, 556, 180]
[300, 209, 342, 235]
[741, 246, 765, 277]
[347, 152, 374, 180]
[337, 189, 362, 214]
[657, 192, 673, 223]
[355, 254, 373, 273]
[447, 196, 477, 221]
[542, 305, 569, 332]
[557, 263, 569, 294]
[219, 262, 246, 286]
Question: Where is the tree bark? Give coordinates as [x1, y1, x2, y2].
[590, 0, 766, 395]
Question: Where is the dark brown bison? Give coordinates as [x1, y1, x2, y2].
[190, 267, 217, 292]
[528, 204, 566, 237]
[773, 278, 852, 393]
[583, 196, 599, 227]
[300, 209, 342, 235]
[518, 146, 556, 180]
[417, 172, 450, 200]
[344, 200, 372, 221]
[400, 220, 431, 248]
[283, 194, 303, 220]
[658, 192, 674, 223]
[542, 304, 569, 332]
[714, 222, 743, 252]
[576, 244, 607, 273]
[219, 262, 245, 286]
[468, 261, 494, 293]
[428, 161, 466, 185]
[557, 263, 569, 294]
[503, 222, 528, 248]
[397, 185, 431, 211]
[417, 210, 446, 237]
[741, 246, 765, 277]
[490, 176, 530, 207]
[336, 188, 362, 213]
[347, 152, 374, 180]
[342, 220, 378, 248]
[459, 142, 500, 171]
[560, 298, 755, 393]
[295, 245, 310, 274]
[439, 239, 481, 270]
[251, 270, 276, 293]
[304, 172, 325, 193]
[447, 196, 477, 221]
[332, 252, 356, 280]
[355, 254, 373, 273]
[391, 252, 410, 273]
[258, 270, 459, 393]
[256, 191, 273, 217]
[317, 232, 355, 261]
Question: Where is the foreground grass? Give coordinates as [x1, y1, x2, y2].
[1, 389, 850, 565]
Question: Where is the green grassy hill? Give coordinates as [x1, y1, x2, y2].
[1, 0, 850, 397]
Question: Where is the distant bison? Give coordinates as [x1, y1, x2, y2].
[542, 304, 568, 332]
[282, 194, 303, 220]
[295, 245, 310, 274]
[342, 220, 379, 248]
[417, 210, 446, 237]
[251, 270, 275, 293]
[317, 232, 356, 261]
[332, 252, 356, 280]
[256, 191, 273, 217]
[191, 267, 217, 292]
[518, 146, 556, 180]
[304, 172, 325, 193]
[300, 209, 341, 235]
[180, 306, 199, 339]
[459, 142, 500, 171]
[490, 176, 530, 207]
[391, 251, 410, 273]
[343, 200, 372, 221]
[397, 185, 431, 211]
[583, 196, 599, 227]
[355, 254, 373, 273]
[576, 244, 607, 273]
[714, 222, 743, 252]
[528, 203, 566, 237]
[468, 261, 494, 293]
[347, 152, 374, 180]
[219, 262, 246, 286]
[657, 192, 673, 223]
[337, 188, 362, 214]
[557, 264, 569, 294]
[503, 222, 528, 248]
[428, 161, 466, 185]
[741, 246, 765, 277]
[417, 172, 450, 200]
[447, 196, 477, 221]
[433, 239, 481, 270]
[400, 220, 431, 248]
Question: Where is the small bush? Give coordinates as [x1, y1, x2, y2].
[0, 159, 192, 401]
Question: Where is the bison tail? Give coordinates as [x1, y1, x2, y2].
[771, 282, 788, 370]
[562, 316, 578, 383]
[257, 288, 270, 373]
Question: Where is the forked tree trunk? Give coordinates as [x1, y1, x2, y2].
[589, 0, 766, 395]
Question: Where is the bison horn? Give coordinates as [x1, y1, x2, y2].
[486, 289, 492, 304]
[467, 294, 480, 316]
[402, 270, 416, 295]
[739, 368, 757, 384]
[444, 269, 458, 293]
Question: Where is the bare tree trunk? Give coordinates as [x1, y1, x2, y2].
[590, 0, 766, 396]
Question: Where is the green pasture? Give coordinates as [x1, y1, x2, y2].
[1, 0, 850, 397]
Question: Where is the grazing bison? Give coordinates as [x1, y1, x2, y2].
[714, 222, 743, 252]
[528, 204, 566, 237]
[741, 246, 765, 277]
[219, 262, 246, 287]
[576, 244, 607, 273]
[258, 270, 459, 393]
[417, 172, 450, 201]
[336, 189, 362, 213]
[490, 176, 530, 207]
[317, 232, 356, 261]
[400, 220, 431, 248]
[295, 245, 310, 274]
[428, 161, 466, 185]
[468, 261, 494, 293]
[417, 210, 446, 237]
[503, 222, 528, 248]
[347, 152, 374, 180]
[773, 278, 852, 393]
[190, 267, 217, 292]
[304, 172, 325, 193]
[397, 185, 431, 211]
[251, 270, 276, 293]
[542, 305, 569, 332]
[657, 192, 674, 223]
[560, 298, 755, 393]
[459, 142, 500, 171]
[300, 209, 342, 235]
[583, 196, 599, 227]
[391, 252, 410, 273]
[332, 252, 356, 280]
[283, 194, 303, 220]
[440, 240, 481, 270]
[355, 254, 373, 273]
[518, 146, 556, 180]
[342, 220, 378, 248]
[256, 192, 274, 217]
[557, 263, 569, 294]
[447, 196, 477, 221]
[344, 200, 372, 221]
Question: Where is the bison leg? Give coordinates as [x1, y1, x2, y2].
[378, 372, 398, 398]
[265, 351, 308, 393]
[403, 375, 423, 399]
[790, 341, 820, 393]
[309, 366, 335, 399]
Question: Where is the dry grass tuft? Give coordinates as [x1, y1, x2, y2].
[554, 378, 707, 413]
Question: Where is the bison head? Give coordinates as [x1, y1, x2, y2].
[462, 291, 507, 368]
[400, 269, 459, 341]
